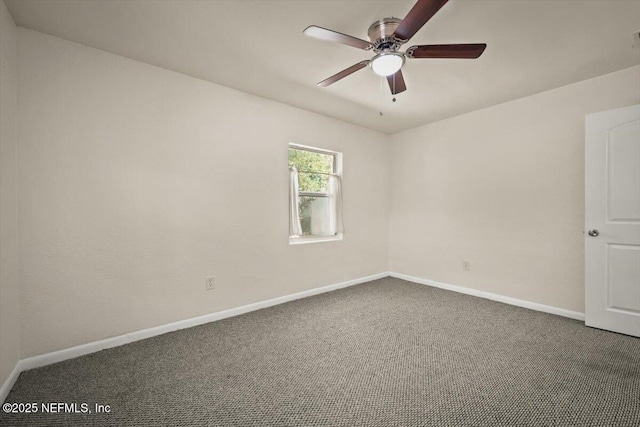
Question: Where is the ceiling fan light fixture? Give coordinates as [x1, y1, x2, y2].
[370, 53, 405, 76]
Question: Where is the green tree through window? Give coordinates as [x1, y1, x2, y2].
[288, 148, 333, 193]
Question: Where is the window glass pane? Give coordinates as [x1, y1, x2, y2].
[299, 195, 333, 237]
[288, 148, 334, 194]
[298, 171, 329, 193]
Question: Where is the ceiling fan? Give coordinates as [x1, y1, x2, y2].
[303, 0, 486, 95]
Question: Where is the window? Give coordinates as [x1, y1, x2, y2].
[288, 144, 343, 243]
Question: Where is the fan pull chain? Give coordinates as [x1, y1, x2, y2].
[379, 74, 385, 116]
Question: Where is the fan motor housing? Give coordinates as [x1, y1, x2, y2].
[367, 17, 401, 41]
[368, 17, 403, 52]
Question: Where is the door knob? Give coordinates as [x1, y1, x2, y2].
[588, 229, 599, 237]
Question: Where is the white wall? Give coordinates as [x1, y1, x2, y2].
[0, 0, 19, 388]
[389, 66, 640, 313]
[17, 28, 390, 358]
[11, 21, 640, 362]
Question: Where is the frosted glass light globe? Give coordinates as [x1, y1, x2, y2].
[370, 53, 404, 76]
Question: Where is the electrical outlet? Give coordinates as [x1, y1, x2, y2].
[633, 30, 640, 49]
[463, 260, 471, 271]
[205, 276, 215, 290]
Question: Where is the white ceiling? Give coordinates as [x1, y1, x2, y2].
[5, 0, 640, 134]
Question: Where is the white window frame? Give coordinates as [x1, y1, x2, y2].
[289, 143, 343, 245]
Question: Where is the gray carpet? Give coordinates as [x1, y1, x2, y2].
[2, 277, 639, 426]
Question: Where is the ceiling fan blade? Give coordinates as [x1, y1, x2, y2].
[386, 70, 407, 95]
[407, 44, 487, 59]
[303, 25, 373, 50]
[393, 0, 449, 42]
[317, 61, 370, 87]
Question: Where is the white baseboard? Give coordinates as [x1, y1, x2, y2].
[1, 272, 387, 403]
[389, 272, 585, 321]
[0, 361, 22, 405]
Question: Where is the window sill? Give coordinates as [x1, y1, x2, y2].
[289, 234, 343, 245]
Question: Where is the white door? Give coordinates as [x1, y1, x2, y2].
[585, 104, 640, 337]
